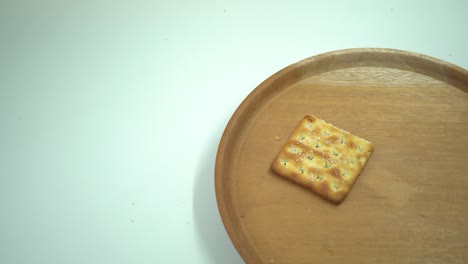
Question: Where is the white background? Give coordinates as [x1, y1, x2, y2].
[1, 1, 467, 263]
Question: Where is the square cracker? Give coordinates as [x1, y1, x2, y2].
[271, 115, 374, 204]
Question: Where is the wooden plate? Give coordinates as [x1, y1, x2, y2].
[215, 48, 468, 264]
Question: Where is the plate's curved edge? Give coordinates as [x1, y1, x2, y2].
[299, 48, 468, 92]
[214, 48, 468, 264]
[214, 60, 305, 263]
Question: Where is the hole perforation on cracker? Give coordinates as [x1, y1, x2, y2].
[342, 171, 348, 178]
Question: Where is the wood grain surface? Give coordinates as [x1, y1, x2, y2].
[215, 48, 468, 264]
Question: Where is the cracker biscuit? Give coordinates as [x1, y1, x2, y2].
[271, 115, 373, 204]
